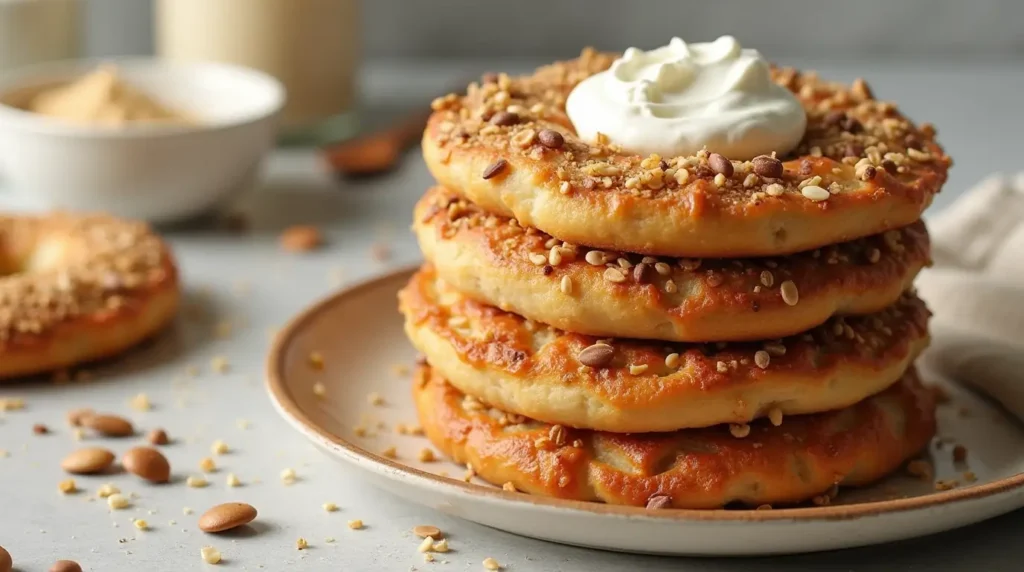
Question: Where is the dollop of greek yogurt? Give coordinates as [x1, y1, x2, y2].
[565, 36, 806, 160]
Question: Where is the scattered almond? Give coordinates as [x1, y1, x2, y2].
[198, 502, 258, 533]
[281, 225, 323, 252]
[61, 447, 115, 474]
[122, 447, 171, 483]
[82, 413, 134, 437]
[49, 560, 82, 572]
[413, 525, 442, 539]
[33, 423, 49, 435]
[148, 428, 169, 445]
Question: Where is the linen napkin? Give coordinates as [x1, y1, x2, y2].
[915, 174, 1024, 420]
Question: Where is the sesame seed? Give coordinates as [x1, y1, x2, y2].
[729, 424, 751, 438]
[780, 281, 799, 306]
[768, 407, 784, 426]
[665, 353, 680, 368]
[754, 351, 770, 369]
[759, 270, 774, 288]
[801, 185, 831, 201]
[664, 279, 677, 293]
[559, 275, 574, 295]
[628, 364, 648, 375]
[528, 253, 547, 266]
[603, 267, 626, 283]
[584, 250, 606, 265]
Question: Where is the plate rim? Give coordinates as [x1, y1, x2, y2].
[265, 265, 1024, 523]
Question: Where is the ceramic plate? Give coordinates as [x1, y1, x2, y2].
[266, 267, 1024, 556]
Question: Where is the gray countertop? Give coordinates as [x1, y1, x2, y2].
[0, 58, 1019, 571]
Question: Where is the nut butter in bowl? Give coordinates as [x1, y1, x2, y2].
[0, 58, 285, 222]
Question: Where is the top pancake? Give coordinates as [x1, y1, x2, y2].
[422, 49, 950, 257]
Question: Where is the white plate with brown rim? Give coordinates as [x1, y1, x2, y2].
[265, 267, 1024, 556]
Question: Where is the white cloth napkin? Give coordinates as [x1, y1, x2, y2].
[916, 174, 1024, 420]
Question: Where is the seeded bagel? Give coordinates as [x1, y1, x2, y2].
[413, 364, 936, 509]
[399, 265, 930, 432]
[422, 49, 949, 257]
[0, 213, 179, 379]
[415, 186, 930, 342]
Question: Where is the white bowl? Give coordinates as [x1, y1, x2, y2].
[0, 58, 285, 222]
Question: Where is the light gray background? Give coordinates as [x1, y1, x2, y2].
[2, 2, 1023, 571]
[84, 0, 1024, 59]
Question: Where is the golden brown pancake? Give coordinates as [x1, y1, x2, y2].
[415, 186, 930, 342]
[399, 266, 930, 432]
[414, 364, 936, 509]
[422, 49, 949, 258]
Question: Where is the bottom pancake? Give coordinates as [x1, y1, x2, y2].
[414, 365, 936, 509]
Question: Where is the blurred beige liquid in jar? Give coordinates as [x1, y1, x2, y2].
[155, 0, 359, 140]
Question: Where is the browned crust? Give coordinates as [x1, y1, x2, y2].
[414, 364, 936, 509]
[422, 50, 949, 257]
[0, 213, 181, 379]
[415, 186, 930, 342]
[399, 265, 930, 432]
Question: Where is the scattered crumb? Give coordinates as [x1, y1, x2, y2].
[210, 356, 230, 374]
[0, 397, 25, 411]
[226, 473, 241, 487]
[186, 476, 209, 488]
[97, 484, 120, 498]
[107, 493, 130, 509]
[381, 446, 397, 459]
[32, 423, 49, 434]
[236, 419, 251, 430]
[183, 507, 194, 515]
[214, 320, 233, 339]
[367, 392, 385, 406]
[148, 428, 169, 445]
[308, 351, 325, 370]
[502, 482, 516, 493]
[59, 479, 78, 494]
[935, 479, 959, 491]
[347, 519, 364, 530]
[325, 537, 336, 543]
[312, 383, 327, 398]
[211, 440, 229, 455]
[72, 428, 85, 441]
[906, 459, 933, 481]
[133, 519, 149, 530]
[483, 557, 501, 570]
[964, 471, 978, 483]
[168, 520, 177, 525]
[281, 468, 297, 485]
[129, 393, 151, 412]
[433, 539, 449, 553]
[424, 553, 435, 563]
[353, 426, 368, 438]
[186, 365, 200, 377]
[199, 457, 217, 473]
[200, 546, 222, 564]
[296, 537, 309, 550]
[418, 448, 436, 463]
[323, 503, 338, 512]
[418, 536, 435, 553]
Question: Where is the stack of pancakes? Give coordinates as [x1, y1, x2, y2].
[400, 50, 951, 509]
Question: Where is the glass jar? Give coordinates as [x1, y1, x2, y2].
[154, 0, 360, 144]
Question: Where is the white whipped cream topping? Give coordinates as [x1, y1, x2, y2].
[565, 36, 806, 160]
